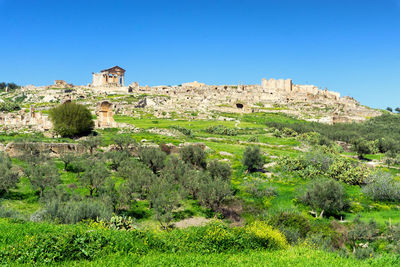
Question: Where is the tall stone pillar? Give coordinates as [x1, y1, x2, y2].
[122, 75, 125, 87]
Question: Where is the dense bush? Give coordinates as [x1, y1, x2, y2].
[242, 146, 265, 172]
[0, 219, 287, 264]
[299, 179, 348, 218]
[363, 172, 400, 202]
[268, 211, 311, 243]
[49, 102, 94, 137]
[44, 199, 112, 224]
[278, 151, 370, 185]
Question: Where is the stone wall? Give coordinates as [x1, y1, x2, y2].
[4, 142, 86, 157]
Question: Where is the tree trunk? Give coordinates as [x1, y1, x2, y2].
[319, 210, 324, 218]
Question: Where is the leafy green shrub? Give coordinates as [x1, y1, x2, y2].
[242, 146, 264, 172]
[279, 151, 370, 185]
[49, 102, 94, 137]
[44, 199, 112, 224]
[106, 150, 131, 171]
[244, 221, 288, 249]
[180, 145, 207, 169]
[111, 135, 136, 150]
[0, 206, 23, 220]
[363, 172, 400, 202]
[79, 135, 102, 155]
[0, 219, 288, 264]
[327, 158, 370, 185]
[205, 125, 238, 136]
[268, 211, 311, 241]
[299, 179, 348, 218]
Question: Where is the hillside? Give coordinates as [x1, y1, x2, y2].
[0, 85, 400, 265]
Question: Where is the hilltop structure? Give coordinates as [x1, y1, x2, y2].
[92, 66, 125, 87]
[0, 69, 382, 134]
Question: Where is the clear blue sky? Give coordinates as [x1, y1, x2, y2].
[0, 0, 399, 109]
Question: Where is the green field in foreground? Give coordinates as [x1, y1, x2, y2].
[59, 248, 400, 266]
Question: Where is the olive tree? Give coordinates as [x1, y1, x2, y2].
[242, 146, 264, 172]
[79, 158, 110, 198]
[26, 161, 60, 198]
[179, 145, 207, 169]
[0, 153, 19, 196]
[299, 178, 347, 218]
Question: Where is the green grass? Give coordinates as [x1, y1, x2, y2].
[62, 247, 400, 266]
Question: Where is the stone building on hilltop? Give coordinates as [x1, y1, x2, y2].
[92, 66, 125, 87]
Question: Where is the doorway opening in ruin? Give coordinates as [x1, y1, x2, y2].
[236, 103, 244, 109]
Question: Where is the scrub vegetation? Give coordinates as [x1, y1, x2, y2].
[1, 111, 400, 265]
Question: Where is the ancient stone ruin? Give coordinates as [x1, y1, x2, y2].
[95, 101, 116, 128]
[92, 66, 125, 87]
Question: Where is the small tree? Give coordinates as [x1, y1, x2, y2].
[26, 161, 60, 198]
[118, 159, 156, 200]
[59, 153, 75, 171]
[353, 139, 372, 159]
[148, 177, 181, 228]
[79, 159, 110, 198]
[207, 159, 231, 181]
[387, 107, 393, 112]
[79, 135, 102, 155]
[0, 153, 19, 196]
[242, 146, 264, 172]
[112, 135, 136, 151]
[49, 102, 94, 137]
[138, 147, 166, 174]
[99, 177, 120, 212]
[197, 173, 232, 212]
[395, 107, 400, 113]
[180, 145, 207, 169]
[106, 150, 131, 171]
[299, 179, 347, 218]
